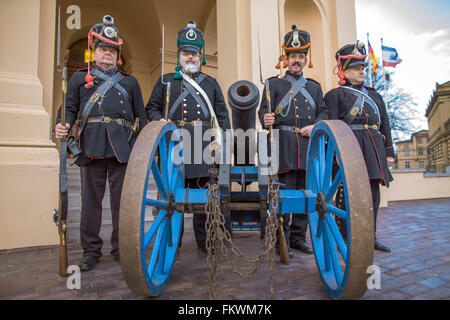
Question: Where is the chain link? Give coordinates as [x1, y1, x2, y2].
[205, 175, 280, 299]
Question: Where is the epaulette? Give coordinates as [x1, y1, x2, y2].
[118, 68, 130, 76]
[267, 75, 280, 80]
[306, 78, 321, 86]
[200, 71, 213, 78]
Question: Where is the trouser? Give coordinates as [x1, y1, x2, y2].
[277, 169, 308, 248]
[336, 179, 380, 238]
[187, 177, 232, 250]
[80, 158, 127, 258]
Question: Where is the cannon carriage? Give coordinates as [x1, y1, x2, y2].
[118, 80, 374, 300]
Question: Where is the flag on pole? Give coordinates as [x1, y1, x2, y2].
[368, 40, 378, 74]
[382, 45, 402, 67]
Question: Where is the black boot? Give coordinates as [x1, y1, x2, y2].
[290, 239, 313, 254]
[79, 256, 99, 271]
[374, 238, 391, 253]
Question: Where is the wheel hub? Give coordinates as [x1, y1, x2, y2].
[315, 192, 327, 220]
[166, 192, 175, 219]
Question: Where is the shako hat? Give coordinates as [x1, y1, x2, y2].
[174, 21, 206, 79]
[276, 24, 313, 70]
[84, 15, 123, 88]
[335, 41, 368, 85]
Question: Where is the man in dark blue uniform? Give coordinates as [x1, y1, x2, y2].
[146, 22, 231, 254]
[258, 25, 328, 258]
[54, 16, 148, 270]
[324, 42, 394, 252]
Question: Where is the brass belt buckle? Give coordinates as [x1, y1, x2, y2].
[178, 120, 186, 127]
[364, 124, 378, 130]
[293, 127, 302, 134]
[90, 93, 100, 103]
[102, 116, 111, 123]
[115, 118, 124, 125]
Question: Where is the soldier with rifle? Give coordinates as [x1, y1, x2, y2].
[54, 15, 148, 271]
[258, 25, 328, 259]
[146, 21, 231, 254]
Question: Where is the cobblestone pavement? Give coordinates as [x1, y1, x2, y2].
[1, 198, 449, 300]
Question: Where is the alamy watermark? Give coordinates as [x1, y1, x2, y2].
[367, 264, 381, 290]
[66, 265, 81, 290]
[166, 127, 280, 175]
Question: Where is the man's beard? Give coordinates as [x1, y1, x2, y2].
[181, 60, 201, 74]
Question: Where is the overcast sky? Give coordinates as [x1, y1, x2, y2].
[355, 0, 450, 130]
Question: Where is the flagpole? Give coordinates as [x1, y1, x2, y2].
[367, 33, 372, 87]
[380, 37, 388, 107]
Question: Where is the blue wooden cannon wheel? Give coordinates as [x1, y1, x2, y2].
[307, 120, 374, 299]
[119, 121, 185, 296]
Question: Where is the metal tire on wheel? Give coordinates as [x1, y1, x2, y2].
[306, 120, 374, 299]
[119, 121, 184, 296]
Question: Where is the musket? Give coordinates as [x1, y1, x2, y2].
[53, 5, 69, 277]
[258, 28, 289, 265]
[161, 24, 171, 120]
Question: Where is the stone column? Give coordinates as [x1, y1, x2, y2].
[0, 0, 59, 249]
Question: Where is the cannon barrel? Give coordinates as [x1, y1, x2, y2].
[227, 81, 260, 166]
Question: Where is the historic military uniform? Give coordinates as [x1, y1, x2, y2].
[57, 16, 148, 267]
[258, 25, 328, 254]
[146, 22, 231, 253]
[324, 42, 394, 252]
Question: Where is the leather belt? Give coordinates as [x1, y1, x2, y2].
[349, 124, 379, 130]
[176, 120, 210, 127]
[87, 116, 139, 133]
[275, 125, 302, 134]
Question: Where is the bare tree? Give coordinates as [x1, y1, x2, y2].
[365, 66, 421, 142]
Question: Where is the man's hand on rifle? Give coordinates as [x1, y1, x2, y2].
[55, 123, 70, 139]
[264, 113, 275, 127]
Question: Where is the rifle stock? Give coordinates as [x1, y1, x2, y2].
[278, 216, 290, 264]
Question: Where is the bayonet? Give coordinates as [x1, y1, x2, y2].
[161, 24, 171, 120]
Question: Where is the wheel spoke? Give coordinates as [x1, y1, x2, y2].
[313, 158, 321, 191]
[147, 218, 167, 278]
[323, 140, 335, 193]
[309, 211, 320, 238]
[167, 140, 175, 191]
[159, 135, 168, 187]
[318, 134, 325, 189]
[155, 223, 168, 276]
[323, 220, 343, 285]
[325, 169, 342, 202]
[325, 203, 348, 220]
[151, 159, 168, 199]
[166, 214, 173, 248]
[323, 227, 332, 272]
[325, 213, 348, 261]
[143, 210, 167, 249]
